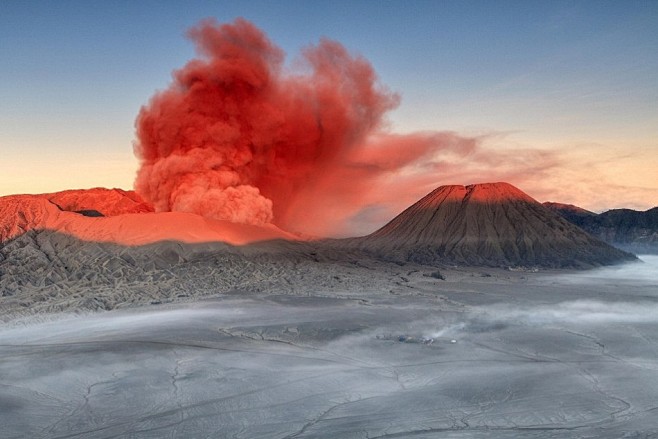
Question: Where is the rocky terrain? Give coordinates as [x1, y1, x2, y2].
[0, 228, 379, 319]
[545, 202, 658, 254]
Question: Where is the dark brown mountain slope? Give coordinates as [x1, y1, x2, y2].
[358, 182, 635, 268]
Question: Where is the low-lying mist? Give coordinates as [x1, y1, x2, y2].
[425, 299, 658, 339]
[556, 254, 658, 284]
[422, 255, 658, 340]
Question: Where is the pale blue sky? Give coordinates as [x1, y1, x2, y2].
[1, 0, 657, 211]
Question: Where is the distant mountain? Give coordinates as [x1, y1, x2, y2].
[357, 182, 635, 268]
[542, 202, 597, 223]
[544, 203, 658, 255]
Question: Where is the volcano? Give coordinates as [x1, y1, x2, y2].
[1, 183, 637, 268]
[358, 182, 635, 268]
[0, 190, 295, 246]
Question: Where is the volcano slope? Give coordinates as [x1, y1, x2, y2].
[0, 192, 317, 318]
[357, 182, 635, 268]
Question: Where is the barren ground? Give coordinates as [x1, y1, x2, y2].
[1, 255, 657, 438]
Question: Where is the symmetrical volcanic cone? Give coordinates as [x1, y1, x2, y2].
[359, 182, 635, 268]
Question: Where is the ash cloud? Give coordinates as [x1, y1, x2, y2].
[134, 18, 396, 231]
[133, 18, 490, 236]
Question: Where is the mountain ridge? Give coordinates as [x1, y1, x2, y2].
[545, 203, 658, 254]
[1, 183, 638, 268]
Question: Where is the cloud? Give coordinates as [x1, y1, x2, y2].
[134, 19, 569, 237]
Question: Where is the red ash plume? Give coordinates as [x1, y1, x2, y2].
[134, 18, 477, 235]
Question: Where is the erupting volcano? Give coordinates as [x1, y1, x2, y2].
[132, 18, 397, 228]
[132, 18, 482, 237]
[4, 6, 658, 439]
[0, 19, 641, 269]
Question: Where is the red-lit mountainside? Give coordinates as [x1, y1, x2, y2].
[357, 182, 635, 268]
[0, 189, 294, 245]
[44, 188, 154, 217]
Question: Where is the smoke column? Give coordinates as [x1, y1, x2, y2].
[134, 18, 477, 235]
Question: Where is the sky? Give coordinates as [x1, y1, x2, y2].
[1, 1, 657, 229]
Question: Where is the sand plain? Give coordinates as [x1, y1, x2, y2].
[1, 254, 657, 438]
